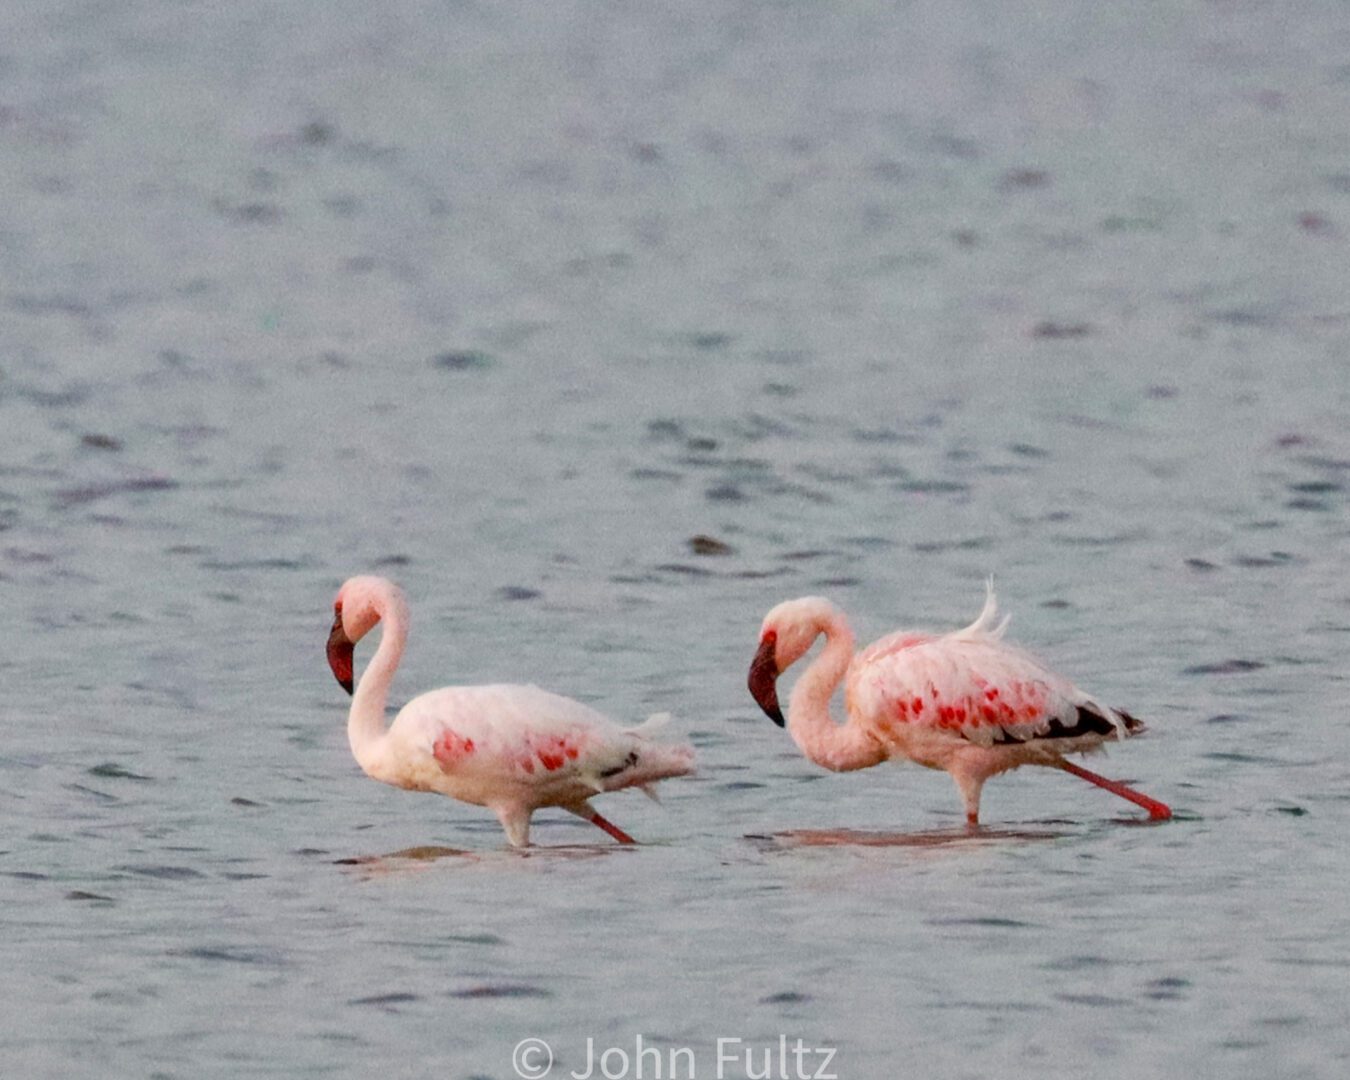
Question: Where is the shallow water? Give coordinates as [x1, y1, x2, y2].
[3, 2, 1350, 1078]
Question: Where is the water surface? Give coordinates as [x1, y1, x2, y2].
[3, 3, 1350, 1078]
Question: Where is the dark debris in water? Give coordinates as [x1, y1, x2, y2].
[1031, 320, 1094, 340]
[898, 479, 970, 496]
[1232, 552, 1298, 568]
[930, 916, 1038, 929]
[1142, 976, 1190, 1001]
[299, 119, 337, 146]
[230, 796, 263, 807]
[645, 418, 685, 442]
[1287, 481, 1341, 494]
[67, 783, 118, 803]
[1182, 659, 1266, 675]
[449, 984, 551, 1000]
[1273, 805, 1309, 816]
[349, 992, 419, 1008]
[175, 945, 285, 965]
[687, 331, 733, 351]
[54, 476, 178, 507]
[1055, 992, 1130, 1008]
[998, 167, 1052, 191]
[912, 536, 990, 554]
[80, 434, 123, 451]
[496, 585, 541, 601]
[88, 762, 152, 782]
[446, 932, 506, 946]
[117, 864, 206, 880]
[431, 350, 493, 371]
[778, 549, 833, 561]
[705, 483, 747, 503]
[1185, 558, 1220, 572]
[760, 991, 812, 1005]
[688, 534, 734, 556]
[65, 890, 115, 902]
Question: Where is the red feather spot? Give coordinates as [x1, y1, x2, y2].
[985, 687, 999, 700]
[521, 759, 535, 774]
[433, 730, 477, 768]
[912, 697, 924, 714]
[565, 745, 579, 760]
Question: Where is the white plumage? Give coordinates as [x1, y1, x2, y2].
[748, 585, 1170, 824]
[326, 576, 694, 847]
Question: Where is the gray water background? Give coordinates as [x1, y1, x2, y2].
[3, 2, 1349, 1077]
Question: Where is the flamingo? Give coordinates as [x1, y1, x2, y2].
[325, 575, 695, 847]
[747, 586, 1172, 825]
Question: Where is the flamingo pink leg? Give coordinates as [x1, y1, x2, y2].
[1057, 760, 1172, 821]
[585, 810, 637, 844]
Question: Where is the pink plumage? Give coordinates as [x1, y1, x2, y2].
[748, 585, 1171, 824]
[326, 575, 694, 847]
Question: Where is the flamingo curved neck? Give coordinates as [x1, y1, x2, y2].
[787, 614, 885, 772]
[348, 606, 407, 774]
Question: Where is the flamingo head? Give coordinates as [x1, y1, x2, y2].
[326, 576, 397, 695]
[748, 597, 839, 727]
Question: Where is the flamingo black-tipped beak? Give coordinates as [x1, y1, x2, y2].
[326, 612, 354, 695]
[748, 634, 784, 727]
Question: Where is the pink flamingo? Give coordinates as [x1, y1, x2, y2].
[747, 586, 1171, 825]
[326, 575, 695, 847]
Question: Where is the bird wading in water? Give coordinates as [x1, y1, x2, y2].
[747, 586, 1171, 825]
[326, 575, 695, 847]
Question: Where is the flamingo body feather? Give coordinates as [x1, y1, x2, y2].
[327, 576, 694, 847]
[750, 586, 1170, 824]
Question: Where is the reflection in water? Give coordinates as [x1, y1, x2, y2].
[333, 843, 632, 876]
[753, 827, 1066, 849]
[334, 845, 477, 866]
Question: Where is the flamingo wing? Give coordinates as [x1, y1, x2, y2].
[391, 684, 650, 791]
[848, 635, 1129, 748]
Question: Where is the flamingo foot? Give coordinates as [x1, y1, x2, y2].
[585, 810, 637, 844]
[1057, 760, 1172, 820]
